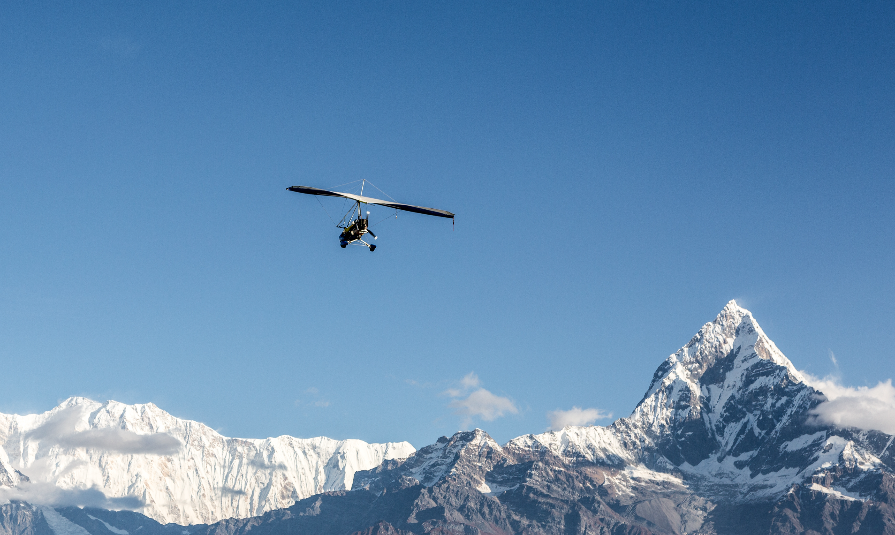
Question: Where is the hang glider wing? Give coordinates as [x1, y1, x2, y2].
[287, 185, 454, 219]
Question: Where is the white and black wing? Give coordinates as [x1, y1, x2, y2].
[287, 185, 454, 219]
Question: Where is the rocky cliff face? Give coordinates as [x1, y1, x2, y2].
[0, 399, 415, 525]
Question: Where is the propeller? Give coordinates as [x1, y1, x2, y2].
[366, 211, 377, 239]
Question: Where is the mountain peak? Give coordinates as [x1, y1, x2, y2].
[631, 301, 806, 446]
[668, 301, 802, 386]
[57, 396, 99, 409]
[722, 298, 744, 312]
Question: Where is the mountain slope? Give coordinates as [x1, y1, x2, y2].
[0, 398, 414, 525]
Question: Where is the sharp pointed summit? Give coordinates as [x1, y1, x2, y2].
[644, 300, 804, 398]
[638, 300, 803, 407]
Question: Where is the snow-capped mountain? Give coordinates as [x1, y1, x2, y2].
[515, 300, 894, 504]
[3, 300, 894, 534]
[172, 300, 894, 534]
[0, 398, 414, 525]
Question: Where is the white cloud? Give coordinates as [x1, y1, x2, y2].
[460, 372, 481, 389]
[803, 373, 895, 434]
[450, 389, 519, 422]
[0, 481, 143, 510]
[444, 373, 518, 426]
[547, 407, 612, 431]
[24, 407, 181, 456]
[219, 486, 247, 497]
[248, 458, 287, 470]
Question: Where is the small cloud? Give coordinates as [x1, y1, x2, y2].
[460, 372, 481, 389]
[57, 428, 181, 455]
[803, 373, 895, 434]
[24, 407, 81, 442]
[443, 373, 518, 427]
[0, 481, 144, 510]
[449, 389, 518, 422]
[25, 407, 181, 455]
[547, 407, 612, 431]
[297, 387, 330, 408]
[295, 395, 330, 409]
[219, 487, 247, 497]
[404, 378, 438, 389]
[248, 458, 287, 471]
[829, 350, 838, 368]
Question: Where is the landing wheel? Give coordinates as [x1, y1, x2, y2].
[340, 243, 347, 248]
[369, 245, 376, 252]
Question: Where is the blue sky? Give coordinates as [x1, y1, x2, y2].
[1, 2, 893, 447]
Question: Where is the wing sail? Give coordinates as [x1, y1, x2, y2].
[287, 186, 454, 219]
[286, 185, 346, 198]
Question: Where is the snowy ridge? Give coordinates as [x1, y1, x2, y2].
[677, 434, 880, 501]
[0, 447, 22, 487]
[508, 425, 636, 466]
[352, 428, 509, 498]
[0, 398, 415, 525]
[40, 506, 92, 535]
[404, 429, 503, 487]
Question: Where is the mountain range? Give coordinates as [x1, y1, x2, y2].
[0, 398, 414, 525]
[2, 301, 894, 534]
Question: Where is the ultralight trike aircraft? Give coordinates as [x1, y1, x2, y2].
[287, 181, 454, 251]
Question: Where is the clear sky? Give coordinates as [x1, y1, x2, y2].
[1, 2, 893, 448]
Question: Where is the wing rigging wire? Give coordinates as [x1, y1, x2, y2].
[308, 180, 394, 228]
[337, 201, 360, 228]
[362, 179, 398, 228]
[314, 196, 338, 226]
[370, 211, 398, 228]
[330, 179, 363, 190]
[329, 180, 362, 220]
[321, 179, 400, 228]
[364, 179, 397, 202]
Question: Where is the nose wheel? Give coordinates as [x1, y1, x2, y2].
[369, 245, 376, 252]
